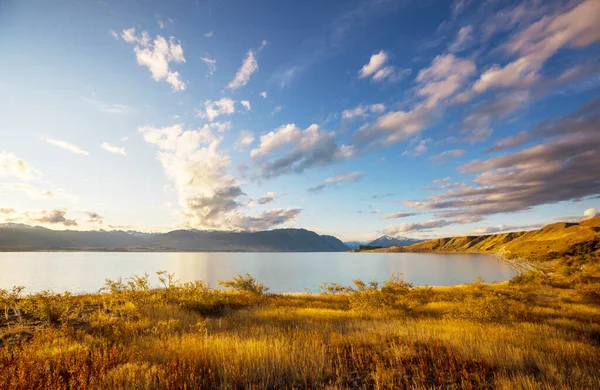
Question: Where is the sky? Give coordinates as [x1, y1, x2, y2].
[0, 0, 599, 241]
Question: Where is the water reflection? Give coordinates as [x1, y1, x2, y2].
[0, 252, 517, 293]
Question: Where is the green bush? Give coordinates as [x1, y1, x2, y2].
[218, 274, 269, 295]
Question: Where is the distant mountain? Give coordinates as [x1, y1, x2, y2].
[134, 228, 348, 252]
[0, 225, 154, 251]
[0, 225, 348, 252]
[343, 241, 366, 250]
[367, 235, 423, 248]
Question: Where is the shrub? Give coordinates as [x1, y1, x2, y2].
[24, 290, 73, 325]
[349, 273, 416, 312]
[218, 274, 269, 295]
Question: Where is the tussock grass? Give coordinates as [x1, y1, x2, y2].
[1, 256, 600, 389]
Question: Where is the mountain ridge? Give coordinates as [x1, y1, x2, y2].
[0, 225, 348, 252]
[362, 217, 600, 261]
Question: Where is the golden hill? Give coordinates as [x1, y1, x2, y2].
[369, 216, 600, 261]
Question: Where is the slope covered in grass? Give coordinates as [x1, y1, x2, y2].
[370, 216, 600, 261]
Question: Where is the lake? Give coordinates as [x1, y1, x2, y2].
[0, 252, 517, 294]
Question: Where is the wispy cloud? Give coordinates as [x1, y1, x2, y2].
[41, 137, 89, 156]
[227, 50, 258, 90]
[200, 56, 216, 77]
[0, 151, 41, 181]
[101, 142, 127, 156]
[308, 171, 364, 192]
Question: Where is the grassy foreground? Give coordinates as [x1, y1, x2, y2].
[1, 257, 600, 389]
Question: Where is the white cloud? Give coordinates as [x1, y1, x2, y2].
[0, 151, 40, 181]
[382, 219, 458, 235]
[325, 172, 364, 184]
[258, 192, 277, 205]
[198, 98, 236, 121]
[241, 100, 251, 110]
[234, 130, 255, 151]
[251, 123, 353, 178]
[271, 106, 283, 115]
[342, 103, 386, 120]
[402, 138, 430, 157]
[433, 177, 451, 184]
[200, 56, 216, 77]
[138, 124, 300, 230]
[416, 53, 476, 108]
[449, 25, 474, 52]
[430, 149, 465, 162]
[120, 136, 129, 142]
[466, 0, 600, 97]
[308, 171, 364, 193]
[118, 28, 186, 91]
[259, 91, 267, 99]
[210, 121, 232, 133]
[204, 31, 213, 37]
[358, 51, 409, 82]
[227, 50, 258, 90]
[382, 212, 418, 220]
[101, 142, 127, 156]
[583, 208, 599, 220]
[157, 19, 165, 29]
[41, 137, 89, 156]
[359, 50, 388, 78]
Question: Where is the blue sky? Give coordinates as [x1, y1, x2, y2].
[1, 0, 599, 241]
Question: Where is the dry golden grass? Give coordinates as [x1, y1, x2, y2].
[1, 255, 599, 389]
[368, 216, 600, 263]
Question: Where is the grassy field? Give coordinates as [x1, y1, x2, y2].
[1, 252, 599, 389]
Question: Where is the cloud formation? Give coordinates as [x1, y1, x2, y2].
[308, 171, 364, 193]
[234, 130, 254, 151]
[199, 98, 236, 121]
[41, 137, 89, 155]
[358, 50, 409, 82]
[139, 124, 300, 231]
[430, 149, 465, 162]
[227, 50, 258, 90]
[240, 100, 251, 110]
[118, 28, 186, 91]
[461, 0, 600, 99]
[28, 209, 78, 227]
[0, 152, 40, 181]
[382, 212, 419, 220]
[470, 223, 542, 235]
[200, 56, 216, 77]
[405, 97, 600, 221]
[251, 124, 354, 178]
[342, 103, 385, 120]
[101, 142, 126, 156]
[257, 192, 277, 205]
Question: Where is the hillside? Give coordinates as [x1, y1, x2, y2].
[0, 225, 348, 252]
[367, 216, 600, 261]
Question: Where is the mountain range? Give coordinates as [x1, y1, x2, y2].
[0, 224, 348, 252]
[344, 235, 423, 249]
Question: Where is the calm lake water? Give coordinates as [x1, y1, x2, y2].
[0, 252, 517, 294]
